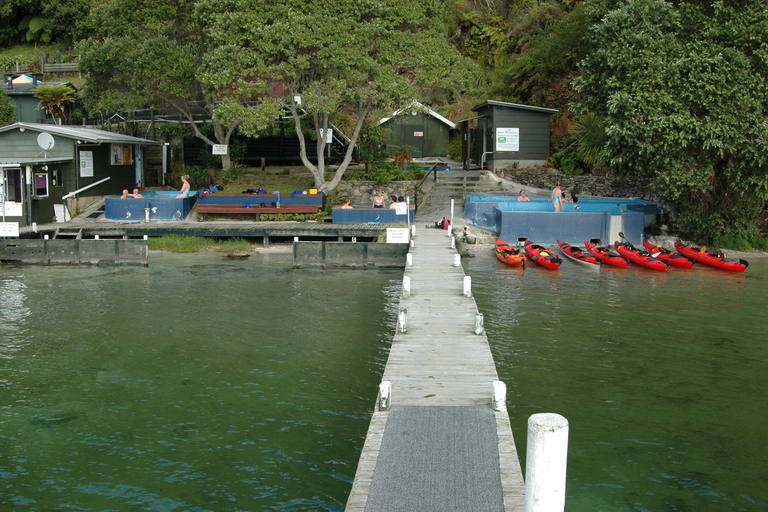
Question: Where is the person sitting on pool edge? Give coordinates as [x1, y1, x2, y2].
[176, 175, 191, 198]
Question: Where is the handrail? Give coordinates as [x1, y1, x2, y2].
[62, 177, 111, 200]
[413, 163, 438, 213]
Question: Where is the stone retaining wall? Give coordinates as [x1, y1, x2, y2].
[499, 167, 652, 200]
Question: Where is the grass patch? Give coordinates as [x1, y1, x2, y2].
[215, 238, 256, 253]
[148, 235, 216, 253]
[224, 170, 315, 194]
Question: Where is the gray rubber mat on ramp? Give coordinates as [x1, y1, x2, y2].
[365, 405, 504, 512]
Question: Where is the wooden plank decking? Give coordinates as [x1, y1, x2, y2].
[346, 226, 525, 511]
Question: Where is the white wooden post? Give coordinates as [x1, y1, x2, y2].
[524, 413, 569, 512]
[474, 313, 484, 335]
[453, 254, 461, 267]
[378, 381, 391, 411]
[402, 276, 411, 297]
[450, 236, 456, 249]
[410, 224, 415, 236]
[406, 253, 413, 266]
[463, 276, 471, 297]
[410, 239, 415, 249]
[492, 380, 506, 411]
[397, 308, 407, 333]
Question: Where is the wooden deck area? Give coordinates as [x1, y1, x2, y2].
[345, 227, 525, 511]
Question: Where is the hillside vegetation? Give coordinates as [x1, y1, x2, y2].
[1, 0, 766, 247]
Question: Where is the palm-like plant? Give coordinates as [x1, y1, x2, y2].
[34, 84, 76, 124]
[571, 111, 607, 175]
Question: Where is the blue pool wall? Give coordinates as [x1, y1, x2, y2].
[496, 210, 645, 246]
[105, 192, 196, 221]
[197, 193, 324, 206]
[332, 208, 414, 224]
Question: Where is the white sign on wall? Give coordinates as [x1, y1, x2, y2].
[212, 145, 228, 155]
[319, 129, 333, 143]
[0, 222, 19, 237]
[395, 202, 408, 215]
[80, 151, 94, 177]
[496, 127, 520, 152]
[386, 228, 410, 244]
[0, 202, 23, 217]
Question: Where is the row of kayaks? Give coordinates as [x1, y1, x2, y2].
[495, 239, 749, 273]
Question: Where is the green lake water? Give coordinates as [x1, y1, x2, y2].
[1, 249, 766, 511]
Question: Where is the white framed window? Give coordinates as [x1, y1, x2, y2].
[34, 173, 49, 197]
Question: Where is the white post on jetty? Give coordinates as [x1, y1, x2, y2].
[474, 313, 484, 334]
[378, 381, 391, 411]
[402, 276, 411, 297]
[397, 308, 407, 333]
[450, 236, 456, 249]
[463, 276, 472, 297]
[524, 413, 569, 512]
[453, 254, 460, 267]
[410, 224, 415, 237]
[406, 253, 413, 266]
[492, 380, 506, 411]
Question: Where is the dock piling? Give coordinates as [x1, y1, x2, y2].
[463, 275, 472, 297]
[524, 413, 569, 512]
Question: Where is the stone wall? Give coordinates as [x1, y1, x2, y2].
[327, 180, 420, 206]
[499, 166, 653, 200]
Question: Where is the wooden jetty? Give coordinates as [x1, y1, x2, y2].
[345, 226, 525, 511]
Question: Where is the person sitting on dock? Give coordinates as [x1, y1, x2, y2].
[176, 175, 191, 198]
[517, 190, 530, 202]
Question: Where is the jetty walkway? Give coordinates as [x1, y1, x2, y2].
[346, 225, 525, 511]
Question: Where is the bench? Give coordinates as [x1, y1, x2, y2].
[196, 204, 321, 219]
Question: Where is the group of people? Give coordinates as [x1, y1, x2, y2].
[338, 190, 407, 209]
[516, 181, 578, 211]
[120, 188, 144, 198]
[119, 174, 191, 199]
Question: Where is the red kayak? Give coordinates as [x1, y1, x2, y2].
[615, 242, 668, 272]
[557, 240, 602, 267]
[642, 240, 694, 269]
[524, 240, 562, 270]
[495, 239, 526, 267]
[584, 241, 628, 269]
[674, 242, 749, 273]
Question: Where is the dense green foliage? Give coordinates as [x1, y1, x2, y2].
[0, 90, 15, 126]
[577, 0, 768, 242]
[3, 0, 767, 243]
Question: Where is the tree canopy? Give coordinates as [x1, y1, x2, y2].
[576, 0, 768, 241]
[0, 90, 15, 127]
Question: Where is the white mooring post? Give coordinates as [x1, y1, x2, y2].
[524, 413, 569, 512]
[410, 239, 415, 249]
[474, 313, 484, 335]
[397, 308, 407, 333]
[402, 276, 411, 297]
[492, 380, 506, 411]
[410, 224, 415, 237]
[450, 236, 456, 249]
[463, 276, 472, 297]
[94, 235, 99, 240]
[453, 254, 461, 267]
[378, 381, 391, 411]
[406, 253, 413, 266]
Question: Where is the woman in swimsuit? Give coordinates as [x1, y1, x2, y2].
[372, 190, 385, 208]
[549, 181, 562, 212]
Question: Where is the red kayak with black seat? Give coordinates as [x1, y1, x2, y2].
[557, 240, 602, 267]
[495, 239, 526, 267]
[584, 240, 628, 269]
[674, 242, 749, 273]
[642, 240, 694, 269]
[615, 242, 669, 272]
[524, 240, 562, 270]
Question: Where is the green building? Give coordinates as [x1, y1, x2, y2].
[471, 100, 558, 171]
[379, 101, 456, 159]
[0, 122, 159, 228]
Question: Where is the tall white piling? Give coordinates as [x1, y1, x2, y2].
[524, 413, 569, 512]
[378, 381, 391, 411]
[397, 308, 407, 333]
[492, 380, 506, 411]
[453, 254, 461, 267]
[451, 236, 456, 249]
[406, 253, 413, 266]
[463, 276, 472, 297]
[402, 276, 411, 297]
[410, 224, 415, 237]
[474, 313, 484, 335]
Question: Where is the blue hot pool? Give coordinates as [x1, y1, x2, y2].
[105, 191, 196, 221]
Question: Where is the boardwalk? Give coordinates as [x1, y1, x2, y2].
[346, 226, 525, 511]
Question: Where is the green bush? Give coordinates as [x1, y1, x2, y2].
[216, 164, 245, 186]
[365, 163, 409, 183]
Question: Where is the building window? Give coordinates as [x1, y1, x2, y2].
[3, 168, 22, 202]
[111, 144, 134, 165]
[34, 173, 49, 197]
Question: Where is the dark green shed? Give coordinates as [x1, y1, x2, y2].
[379, 101, 455, 158]
[471, 100, 558, 171]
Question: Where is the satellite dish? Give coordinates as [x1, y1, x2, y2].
[37, 132, 55, 151]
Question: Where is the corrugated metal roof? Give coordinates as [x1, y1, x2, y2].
[0, 156, 74, 165]
[0, 122, 161, 145]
